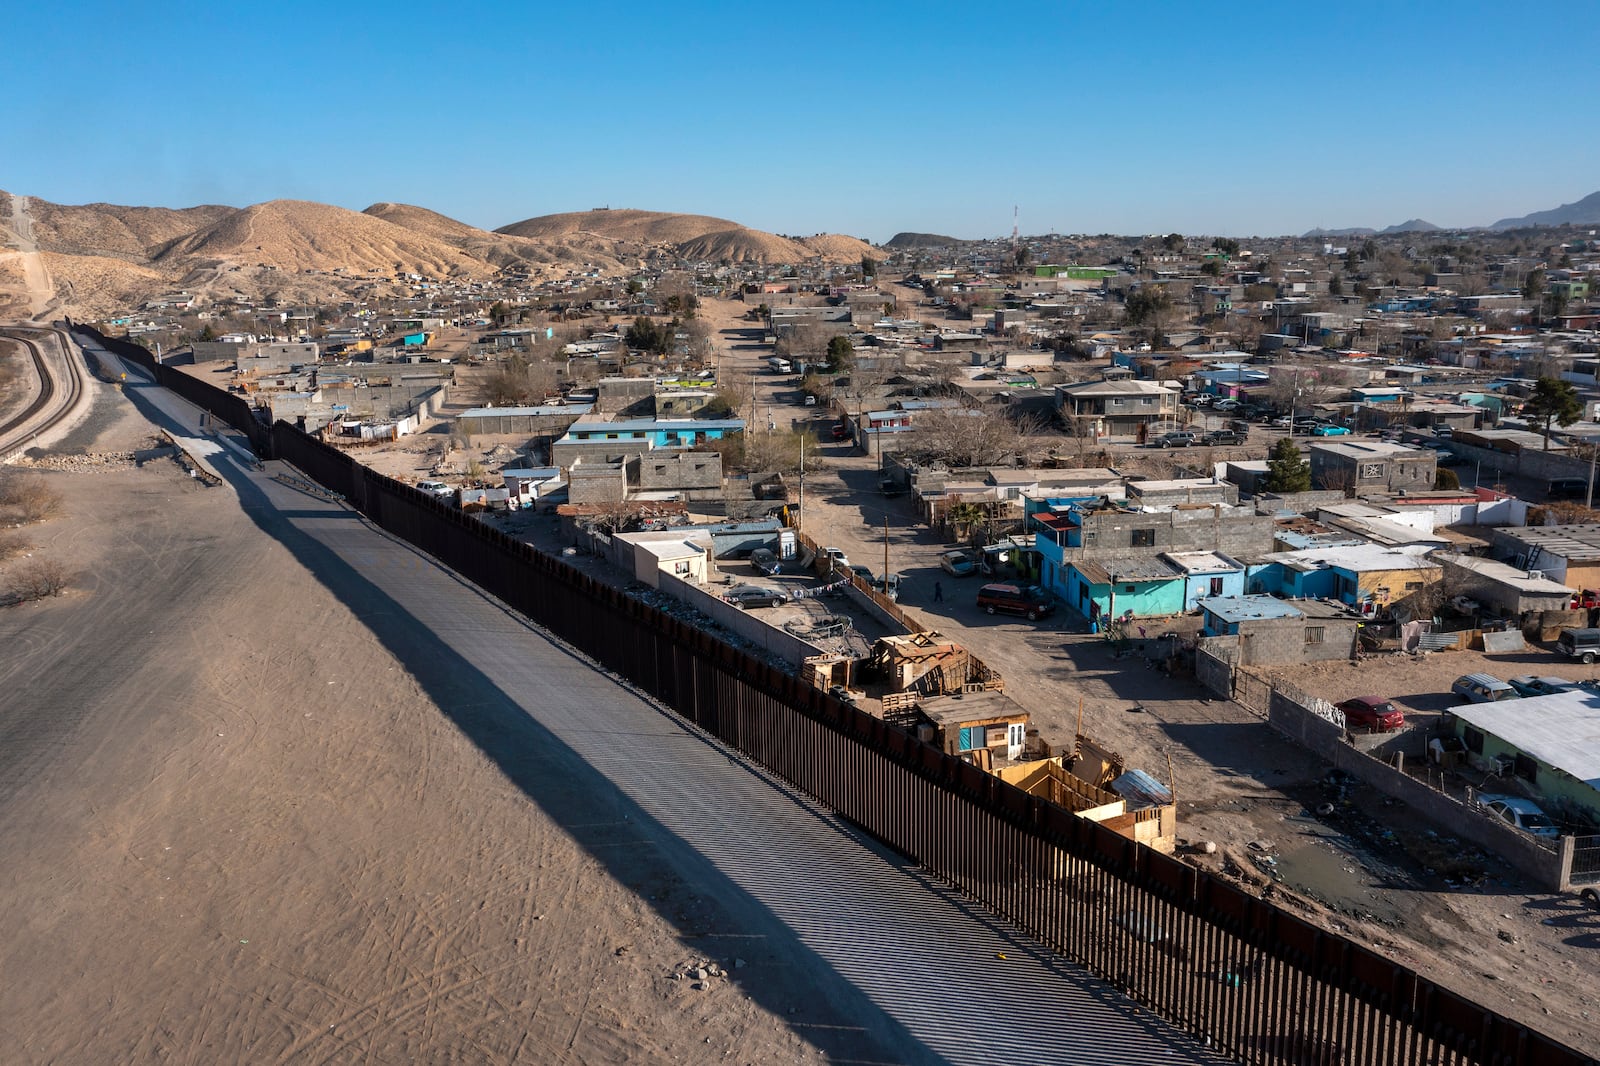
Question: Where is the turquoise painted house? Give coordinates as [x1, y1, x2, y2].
[1056, 555, 1185, 623]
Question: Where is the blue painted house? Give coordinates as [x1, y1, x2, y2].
[1163, 551, 1247, 611]
[557, 417, 745, 449]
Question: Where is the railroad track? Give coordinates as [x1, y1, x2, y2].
[0, 325, 86, 461]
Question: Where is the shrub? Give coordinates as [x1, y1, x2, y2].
[0, 473, 62, 523]
[4, 559, 67, 603]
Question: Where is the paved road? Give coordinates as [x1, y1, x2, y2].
[93, 349, 1220, 1064]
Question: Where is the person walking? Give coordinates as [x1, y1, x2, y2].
[933, 581, 944, 603]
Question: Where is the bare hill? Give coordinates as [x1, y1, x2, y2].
[498, 208, 879, 263]
[365, 202, 635, 274]
[40, 251, 169, 318]
[159, 200, 484, 276]
[27, 197, 237, 261]
[1492, 190, 1600, 230]
[497, 208, 740, 244]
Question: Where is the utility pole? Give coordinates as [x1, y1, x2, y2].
[797, 435, 805, 535]
[883, 511, 890, 586]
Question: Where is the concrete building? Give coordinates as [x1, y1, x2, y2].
[628, 450, 723, 499]
[1253, 543, 1443, 613]
[457, 404, 592, 438]
[1053, 378, 1180, 442]
[1125, 478, 1239, 508]
[1488, 525, 1600, 591]
[1198, 594, 1361, 664]
[1437, 553, 1576, 616]
[1308, 439, 1437, 495]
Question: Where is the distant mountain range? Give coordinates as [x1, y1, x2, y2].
[1302, 219, 1441, 238]
[1303, 190, 1600, 238]
[1491, 190, 1600, 230]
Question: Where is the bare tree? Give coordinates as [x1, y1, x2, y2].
[907, 406, 1045, 468]
[482, 355, 559, 407]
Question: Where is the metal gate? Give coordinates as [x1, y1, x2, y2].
[1571, 835, 1600, 886]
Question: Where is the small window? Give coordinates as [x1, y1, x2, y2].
[1131, 528, 1155, 547]
[1082, 531, 1098, 545]
[1405, 581, 1423, 591]
[1305, 626, 1325, 644]
[1464, 728, 1484, 754]
[1140, 397, 1153, 406]
[1124, 584, 1136, 593]
[1514, 754, 1537, 783]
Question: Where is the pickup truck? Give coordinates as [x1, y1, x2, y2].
[1205, 430, 1246, 445]
[1153, 432, 1197, 449]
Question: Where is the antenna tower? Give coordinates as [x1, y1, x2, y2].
[1011, 205, 1019, 247]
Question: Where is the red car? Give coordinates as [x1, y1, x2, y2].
[1336, 696, 1404, 732]
[830, 423, 851, 441]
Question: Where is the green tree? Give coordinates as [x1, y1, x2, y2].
[1199, 260, 1223, 277]
[825, 334, 855, 372]
[1434, 467, 1461, 491]
[860, 256, 878, 278]
[1211, 237, 1239, 257]
[1328, 274, 1344, 296]
[1013, 245, 1031, 269]
[1522, 268, 1546, 301]
[1265, 437, 1312, 493]
[1523, 375, 1582, 450]
[1123, 286, 1171, 327]
[625, 316, 672, 355]
[1160, 233, 1185, 252]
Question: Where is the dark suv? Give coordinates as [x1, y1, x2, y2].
[976, 583, 1054, 620]
[1153, 432, 1197, 449]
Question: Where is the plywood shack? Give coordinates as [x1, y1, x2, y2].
[992, 737, 1179, 854]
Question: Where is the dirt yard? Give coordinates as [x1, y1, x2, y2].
[0, 383, 856, 1063]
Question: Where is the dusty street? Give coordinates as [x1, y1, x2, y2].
[699, 296, 1600, 1048]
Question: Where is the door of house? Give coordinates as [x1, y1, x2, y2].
[1210, 576, 1225, 595]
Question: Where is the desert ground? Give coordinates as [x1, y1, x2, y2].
[0, 363, 889, 1064]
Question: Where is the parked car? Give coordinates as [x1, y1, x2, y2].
[848, 564, 874, 584]
[1153, 431, 1198, 449]
[1507, 676, 1580, 698]
[976, 582, 1054, 620]
[1187, 393, 1214, 407]
[874, 573, 902, 601]
[749, 548, 781, 576]
[939, 549, 977, 577]
[803, 394, 817, 406]
[1452, 673, 1517, 703]
[1335, 695, 1405, 732]
[1547, 477, 1589, 501]
[1435, 426, 1454, 439]
[1213, 398, 1240, 412]
[416, 479, 455, 497]
[1271, 416, 1294, 429]
[1206, 430, 1246, 446]
[724, 584, 787, 609]
[1557, 627, 1600, 663]
[1311, 424, 1351, 436]
[1478, 794, 1561, 840]
[878, 477, 906, 497]
[821, 547, 850, 571]
[830, 423, 851, 441]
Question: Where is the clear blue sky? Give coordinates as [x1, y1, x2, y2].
[6, 1, 1595, 241]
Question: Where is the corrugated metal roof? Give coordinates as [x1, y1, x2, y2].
[1454, 689, 1600, 787]
[1109, 769, 1173, 810]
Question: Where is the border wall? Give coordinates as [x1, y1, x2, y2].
[79, 326, 1594, 1066]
